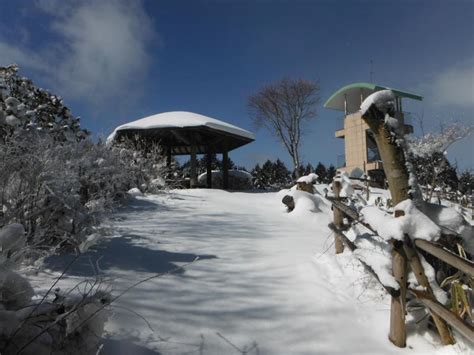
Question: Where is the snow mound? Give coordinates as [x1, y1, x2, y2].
[291, 190, 322, 213]
[198, 170, 252, 190]
[0, 223, 25, 257]
[0, 268, 34, 310]
[420, 202, 473, 252]
[360, 90, 395, 116]
[333, 171, 354, 197]
[361, 200, 441, 241]
[296, 173, 318, 184]
[127, 187, 143, 197]
[280, 188, 330, 216]
[107, 111, 255, 143]
[352, 234, 399, 290]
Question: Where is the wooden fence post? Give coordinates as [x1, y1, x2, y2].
[403, 236, 454, 345]
[332, 180, 344, 254]
[389, 239, 407, 347]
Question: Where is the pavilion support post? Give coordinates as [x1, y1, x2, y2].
[166, 146, 172, 166]
[206, 152, 212, 188]
[222, 149, 229, 190]
[166, 146, 172, 179]
[190, 143, 197, 188]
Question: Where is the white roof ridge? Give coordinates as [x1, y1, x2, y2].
[107, 111, 254, 143]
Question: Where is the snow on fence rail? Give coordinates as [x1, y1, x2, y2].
[329, 181, 474, 348]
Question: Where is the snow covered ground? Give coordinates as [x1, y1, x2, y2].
[28, 188, 471, 354]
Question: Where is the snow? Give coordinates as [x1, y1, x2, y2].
[107, 111, 255, 144]
[197, 169, 252, 183]
[0, 223, 25, 256]
[5, 115, 20, 126]
[25, 189, 471, 354]
[278, 188, 330, 215]
[361, 199, 441, 241]
[350, 231, 399, 290]
[127, 187, 143, 197]
[296, 173, 318, 183]
[420, 202, 472, 239]
[407, 123, 473, 157]
[334, 171, 354, 197]
[360, 90, 396, 116]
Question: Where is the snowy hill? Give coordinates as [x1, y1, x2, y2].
[28, 188, 471, 354]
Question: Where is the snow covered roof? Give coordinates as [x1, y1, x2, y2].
[324, 82, 422, 114]
[107, 111, 255, 155]
[108, 111, 254, 143]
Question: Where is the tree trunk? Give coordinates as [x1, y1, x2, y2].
[361, 104, 410, 205]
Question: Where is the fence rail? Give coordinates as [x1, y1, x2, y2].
[329, 194, 473, 346]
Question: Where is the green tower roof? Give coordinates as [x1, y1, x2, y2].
[324, 82, 423, 113]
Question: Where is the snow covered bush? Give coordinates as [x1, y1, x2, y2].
[0, 222, 112, 354]
[0, 283, 111, 354]
[0, 65, 167, 353]
[110, 137, 168, 193]
[0, 64, 88, 142]
[406, 123, 472, 202]
[0, 65, 167, 256]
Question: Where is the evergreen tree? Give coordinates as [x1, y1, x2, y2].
[315, 162, 327, 182]
[292, 164, 305, 180]
[251, 163, 268, 189]
[458, 171, 473, 195]
[261, 160, 274, 184]
[304, 163, 314, 176]
[273, 159, 291, 186]
[251, 159, 292, 189]
[0, 64, 89, 142]
[326, 165, 336, 183]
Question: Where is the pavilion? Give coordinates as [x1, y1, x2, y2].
[107, 111, 255, 189]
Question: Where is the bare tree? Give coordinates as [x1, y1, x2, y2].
[248, 77, 320, 178]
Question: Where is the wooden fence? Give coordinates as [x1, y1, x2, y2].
[329, 181, 474, 347]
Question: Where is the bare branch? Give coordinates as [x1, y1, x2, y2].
[248, 77, 320, 176]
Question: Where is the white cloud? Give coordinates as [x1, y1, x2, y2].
[0, 0, 156, 105]
[430, 65, 474, 108]
[0, 42, 50, 73]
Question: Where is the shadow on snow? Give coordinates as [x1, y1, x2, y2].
[44, 235, 217, 277]
[101, 338, 162, 355]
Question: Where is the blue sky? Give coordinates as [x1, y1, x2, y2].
[1, 0, 473, 170]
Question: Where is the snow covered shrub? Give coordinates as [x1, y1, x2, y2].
[0, 65, 167, 256]
[0, 131, 166, 255]
[0, 64, 88, 142]
[0, 223, 111, 355]
[406, 123, 472, 202]
[0, 283, 111, 354]
[110, 137, 168, 193]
